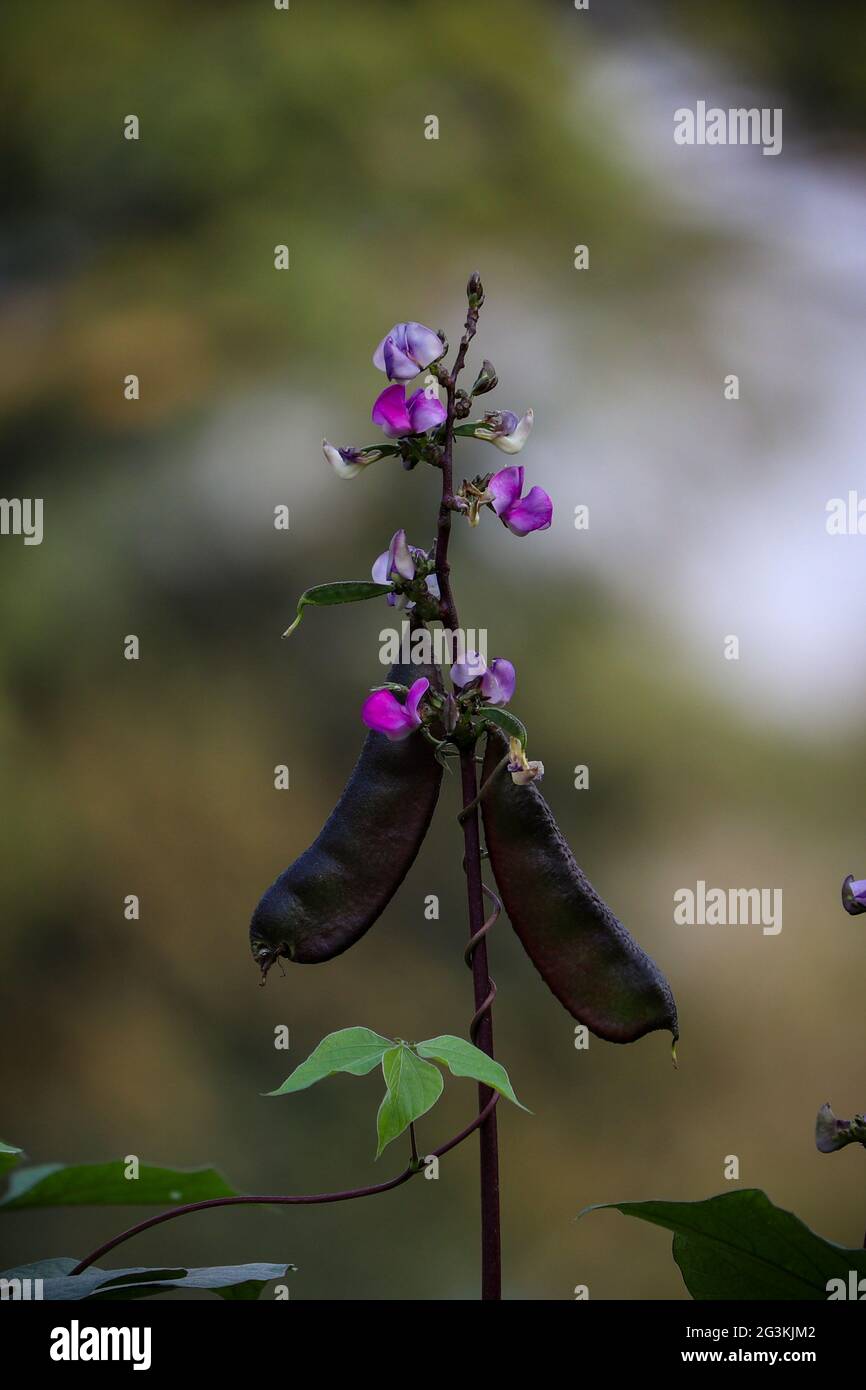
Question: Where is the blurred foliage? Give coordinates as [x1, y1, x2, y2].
[662, 0, 866, 134]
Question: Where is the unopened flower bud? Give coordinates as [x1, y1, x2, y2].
[441, 694, 459, 734]
[470, 360, 498, 397]
[841, 874, 866, 915]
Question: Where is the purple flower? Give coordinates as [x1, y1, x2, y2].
[841, 874, 866, 915]
[373, 322, 445, 382]
[472, 408, 534, 454]
[450, 652, 516, 706]
[322, 440, 389, 480]
[488, 465, 553, 537]
[371, 530, 440, 609]
[373, 528, 415, 583]
[362, 677, 430, 741]
[481, 658, 516, 705]
[372, 384, 446, 438]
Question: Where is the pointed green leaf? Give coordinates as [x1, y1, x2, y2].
[0, 1258, 294, 1301]
[480, 708, 527, 748]
[376, 1044, 444, 1158]
[0, 1162, 236, 1211]
[283, 581, 394, 637]
[267, 1027, 394, 1097]
[585, 1190, 866, 1300]
[0, 1141, 23, 1180]
[416, 1036, 530, 1111]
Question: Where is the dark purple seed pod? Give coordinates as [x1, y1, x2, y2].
[250, 662, 442, 977]
[480, 730, 678, 1044]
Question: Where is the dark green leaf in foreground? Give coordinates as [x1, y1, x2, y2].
[0, 1258, 294, 1301]
[0, 1162, 236, 1211]
[283, 581, 394, 637]
[586, 1189, 866, 1300]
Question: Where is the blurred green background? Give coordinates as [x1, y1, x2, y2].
[2, 0, 866, 1299]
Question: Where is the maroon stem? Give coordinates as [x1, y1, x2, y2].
[70, 1093, 499, 1277]
[459, 747, 502, 1299]
[433, 282, 501, 1300]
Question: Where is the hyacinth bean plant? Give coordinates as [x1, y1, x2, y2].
[6, 277, 859, 1303]
[1, 274, 681, 1303]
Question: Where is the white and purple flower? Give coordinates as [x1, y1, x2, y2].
[372, 383, 446, 439]
[373, 322, 445, 382]
[488, 465, 552, 537]
[450, 651, 516, 706]
[362, 677, 430, 741]
[322, 441, 391, 480]
[471, 409, 534, 454]
[815, 1102, 866, 1153]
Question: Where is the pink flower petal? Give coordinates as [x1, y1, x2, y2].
[450, 651, 488, 688]
[481, 658, 516, 705]
[488, 465, 524, 516]
[404, 322, 444, 369]
[503, 485, 553, 536]
[406, 388, 446, 434]
[372, 384, 412, 437]
[371, 550, 390, 583]
[361, 689, 414, 739]
[383, 336, 419, 382]
[387, 529, 415, 580]
[404, 677, 430, 720]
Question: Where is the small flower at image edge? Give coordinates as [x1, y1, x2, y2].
[373, 322, 445, 381]
[815, 1102, 866, 1152]
[489, 464, 553, 536]
[372, 384, 446, 438]
[362, 677, 430, 741]
[841, 873, 866, 915]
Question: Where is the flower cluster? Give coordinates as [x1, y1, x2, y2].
[362, 649, 516, 743]
[316, 295, 551, 778]
[322, 317, 552, 537]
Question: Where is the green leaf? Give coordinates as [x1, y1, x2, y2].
[586, 1190, 866, 1300]
[481, 708, 527, 748]
[283, 581, 393, 637]
[0, 1258, 294, 1301]
[0, 1141, 23, 1180]
[376, 1044, 444, 1158]
[267, 1026, 394, 1097]
[0, 1162, 236, 1211]
[416, 1036, 530, 1111]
